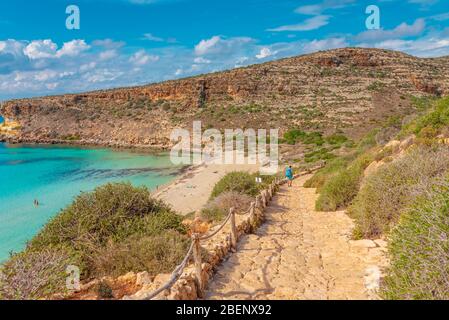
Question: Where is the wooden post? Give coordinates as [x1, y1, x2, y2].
[255, 195, 260, 210]
[248, 202, 256, 232]
[230, 208, 237, 250]
[192, 233, 203, 298]
[255, 195, 261, 219]
[249, 202, 255, 219]
[261, 191, 267, 208]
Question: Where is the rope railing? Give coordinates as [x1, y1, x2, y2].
[139, 166, 323, 300]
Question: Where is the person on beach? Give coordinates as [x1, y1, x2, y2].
[285, 166, 293, 187]
[34, 199, 39, 207]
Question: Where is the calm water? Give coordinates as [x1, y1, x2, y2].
[0, 143, 181, 262]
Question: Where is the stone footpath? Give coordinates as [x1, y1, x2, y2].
[205, 175, 388, 300]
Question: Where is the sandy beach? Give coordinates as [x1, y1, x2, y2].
[154, 162, 260, 215]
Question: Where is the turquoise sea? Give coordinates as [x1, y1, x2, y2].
[0, 143, 181, 262]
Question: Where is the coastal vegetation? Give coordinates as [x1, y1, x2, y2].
[305, 96, 449, 299]
[0, 183, 189, 300]
[382, 177, 449, 300]
[209, 171, 274, 199]
[203, 171, 275, 223]
[349, 145, 449, 239]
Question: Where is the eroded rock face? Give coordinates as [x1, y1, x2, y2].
[2, 48, 449, 148]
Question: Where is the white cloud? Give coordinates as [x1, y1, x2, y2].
[79, 62, 97, 72]
[34, 70, 58, 81]
[23, 40, 57, 59]
[92, 39, 126, 49]
[99, 49, 118, 61]
[302, 37, 348, 53]
[409, 0, 439, 6]
[129, 50, 159, 65]
[23, 39, 89, 60]
[295, 0, 355, 15]
[193, 57, 211, 64]
[142, 33, 164, 42]
[256, 47, 274, 59]
[429, 12, 449, 21]
[267, 15, 331, 32]
[195, 36, 255, 57]
[195, 36, 221, 55]
[363, 37, 449, 57]
[84, 69, 123, 83]
[354, 19, 426, 42]
[56, 40, 90, 58]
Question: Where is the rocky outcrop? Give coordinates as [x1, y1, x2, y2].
[2, 48, 449, 148]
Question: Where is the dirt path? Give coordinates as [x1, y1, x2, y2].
[205, 175, 388, 300]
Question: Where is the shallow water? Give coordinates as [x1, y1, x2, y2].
[0, 143, 180, 262]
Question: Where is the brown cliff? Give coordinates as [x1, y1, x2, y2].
[1, 48, 449, 148]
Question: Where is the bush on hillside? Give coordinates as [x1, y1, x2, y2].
[349, 146, 449, 239]
[304, 127, 380, 193]
[0, 183, 188, 299]
[401, 96, 449, 137]
[325, 133, 348, 146]
[382, 178, 449, 300]
[282, 129, 324, 146]
[30, 183, 185, 252]
[315, 152, 374, 211]
[304, 147, 336, 163]
[303, 157, 348, 190]
[210, 171, 260, 199]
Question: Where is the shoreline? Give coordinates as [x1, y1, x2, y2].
[0, 137, 171, 152]
[1, 140, 264, 216]
[154, 160, 261, 215]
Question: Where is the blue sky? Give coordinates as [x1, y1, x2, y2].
[0, 0, 449, 100]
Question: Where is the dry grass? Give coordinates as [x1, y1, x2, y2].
[349, 145, 449, 238]
[201, 191, 253, 223]
[382, 177, 449, 300]
[0, 247, 81, 300]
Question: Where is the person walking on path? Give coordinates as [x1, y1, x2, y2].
[285, 165, 293, 187]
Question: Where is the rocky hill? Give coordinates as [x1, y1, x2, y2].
[1, 48, 449, 148]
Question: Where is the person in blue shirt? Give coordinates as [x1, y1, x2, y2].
[285, 165, 293, 187]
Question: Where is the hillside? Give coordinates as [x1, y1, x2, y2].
[1, 48, 449, 148]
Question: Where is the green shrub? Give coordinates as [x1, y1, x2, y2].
[315, 152, 374, 211]
[282, 129, 324, 146]
[30, 183, 185, 252]
[0, 183, 188, 299]
[305, 127, 380, 193]
[325, 134, 348, 146]
[304, 147, 336, 163]
[382, 178, 449, 300]
[210, 171, 260, 199]
[402, 96, 449, 136]
[349, 146, 449, 239]
[304, 157, 348, 190]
